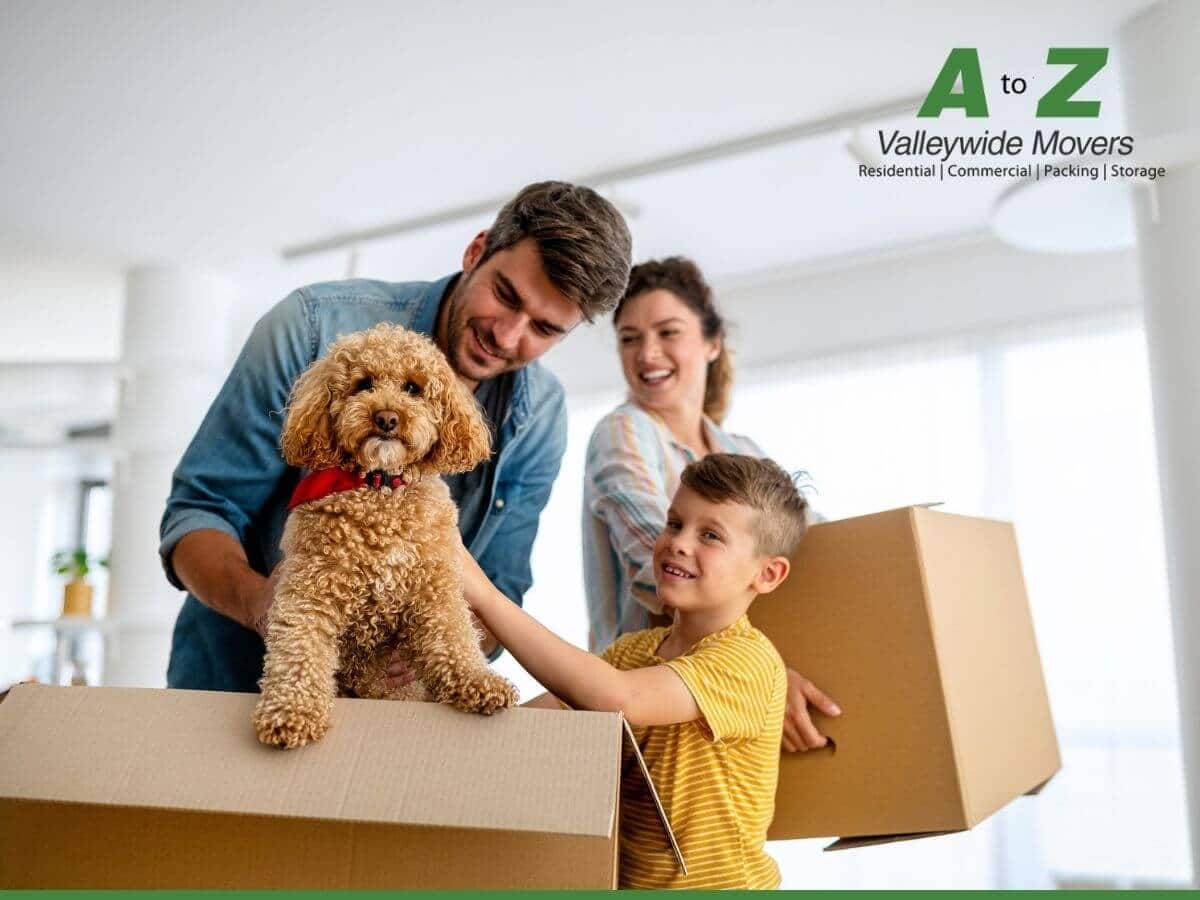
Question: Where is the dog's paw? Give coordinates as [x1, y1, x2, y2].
[455, 672, 518, 716]
[252, 700, 330, 748]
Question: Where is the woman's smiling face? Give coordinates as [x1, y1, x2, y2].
[615, 289, 719, 417]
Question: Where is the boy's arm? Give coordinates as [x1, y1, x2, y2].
[463, 550, 699, 727]
[468, 385, 568, 661]
[521, 692, 567, 710]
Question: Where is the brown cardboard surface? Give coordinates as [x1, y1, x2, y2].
[0, 684, 625, 888]
[750, 508, 966, 840]
[913, 508, 1061, 827]
[749, 506, 1059, 845]
[1, 799, 614, 888]
[0, 685, 616, 835]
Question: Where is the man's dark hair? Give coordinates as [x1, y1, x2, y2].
[481, 181, 632, 322]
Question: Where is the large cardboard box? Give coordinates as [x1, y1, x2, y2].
[0, 685, 677, 889]
[0, 504, 1059, 884]
[749, 505, 1061, 849]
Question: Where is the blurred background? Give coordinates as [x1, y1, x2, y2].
[1, 0, 1196, 889]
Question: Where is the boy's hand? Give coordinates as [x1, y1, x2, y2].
[782, 669, 841, 752]
[386, 651, 418, 691]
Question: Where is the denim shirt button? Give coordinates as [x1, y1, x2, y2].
[494, 498, 505, 510]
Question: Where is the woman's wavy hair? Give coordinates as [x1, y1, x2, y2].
[613, 256, 734, 423]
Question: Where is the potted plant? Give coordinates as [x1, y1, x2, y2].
[52, 549, 108, 618]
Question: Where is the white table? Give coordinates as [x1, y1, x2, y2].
[11, 617, 117, 685]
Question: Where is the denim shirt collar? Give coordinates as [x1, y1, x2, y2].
[413, 272, 456, 336]
[417, 271, 532, 432]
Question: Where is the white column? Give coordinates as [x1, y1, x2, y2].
[105, 267, 233, 687]
[1120, 1, 1200, 885]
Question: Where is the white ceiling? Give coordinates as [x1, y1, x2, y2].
[0, 0, 1158, 438]
[0, 0, 1153, 272]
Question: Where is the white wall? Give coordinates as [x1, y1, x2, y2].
[0, 237, 1148, 691]
[0, 251, 123, 362]
[539, 236, 1143, 396]
[0, 236, 1143, 418]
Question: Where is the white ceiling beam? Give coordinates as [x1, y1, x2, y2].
[280, 93, 923, 260]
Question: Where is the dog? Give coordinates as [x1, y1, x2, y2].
[252, 323, 518, 748]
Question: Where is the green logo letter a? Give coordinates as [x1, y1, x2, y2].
[917, 48, 989, 118]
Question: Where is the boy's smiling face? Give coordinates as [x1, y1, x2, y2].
[653, 484, 782, 612]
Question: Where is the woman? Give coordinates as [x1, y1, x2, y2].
[582, 257, 839, 751]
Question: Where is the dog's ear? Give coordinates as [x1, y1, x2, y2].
[280, 355, 342, 470]
[428, 377, 492, 474]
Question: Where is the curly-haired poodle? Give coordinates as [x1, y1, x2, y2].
[253, 323, 518, 748]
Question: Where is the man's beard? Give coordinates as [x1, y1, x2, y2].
[445, 279, 515, 380]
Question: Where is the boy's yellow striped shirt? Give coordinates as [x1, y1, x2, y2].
[602, 615, 787, 890]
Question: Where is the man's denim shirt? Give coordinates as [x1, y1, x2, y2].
[159, 274, 567, 692]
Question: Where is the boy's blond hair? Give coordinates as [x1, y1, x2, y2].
[679, 453, 809, 557]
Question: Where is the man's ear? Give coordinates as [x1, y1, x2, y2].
[428, 377, 492, 474]
[462, 231, 488, 274]
[751, 556, 791, 595]
[280, 356, 342, 470]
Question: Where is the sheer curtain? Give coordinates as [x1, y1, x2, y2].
[499, 315, 1191, 888]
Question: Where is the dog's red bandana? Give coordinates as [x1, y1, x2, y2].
[288, 468, 408, 511]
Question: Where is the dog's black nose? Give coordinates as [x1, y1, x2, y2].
[374, 410, 400, 433]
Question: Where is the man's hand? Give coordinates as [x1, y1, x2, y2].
[782, 669, 841, 752]
[249, 566, 284, 638]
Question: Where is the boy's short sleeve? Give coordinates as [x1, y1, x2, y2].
[664, 634, 781, 743]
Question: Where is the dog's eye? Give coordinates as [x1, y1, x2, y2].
[403, 380, 422, 396]
[353, 377, 374, 393]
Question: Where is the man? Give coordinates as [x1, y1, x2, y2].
[159, 181, 633, 692]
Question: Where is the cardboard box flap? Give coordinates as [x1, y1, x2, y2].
[1025, 775, 1055, 796]
[0, 685, 620, 838]
[622, 717, 686, 876]
[823, 830, 956, 852]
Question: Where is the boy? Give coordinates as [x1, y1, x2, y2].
[465, 453, 809, 889]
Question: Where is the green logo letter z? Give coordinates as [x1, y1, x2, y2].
[1036, 48, 1108, 118]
